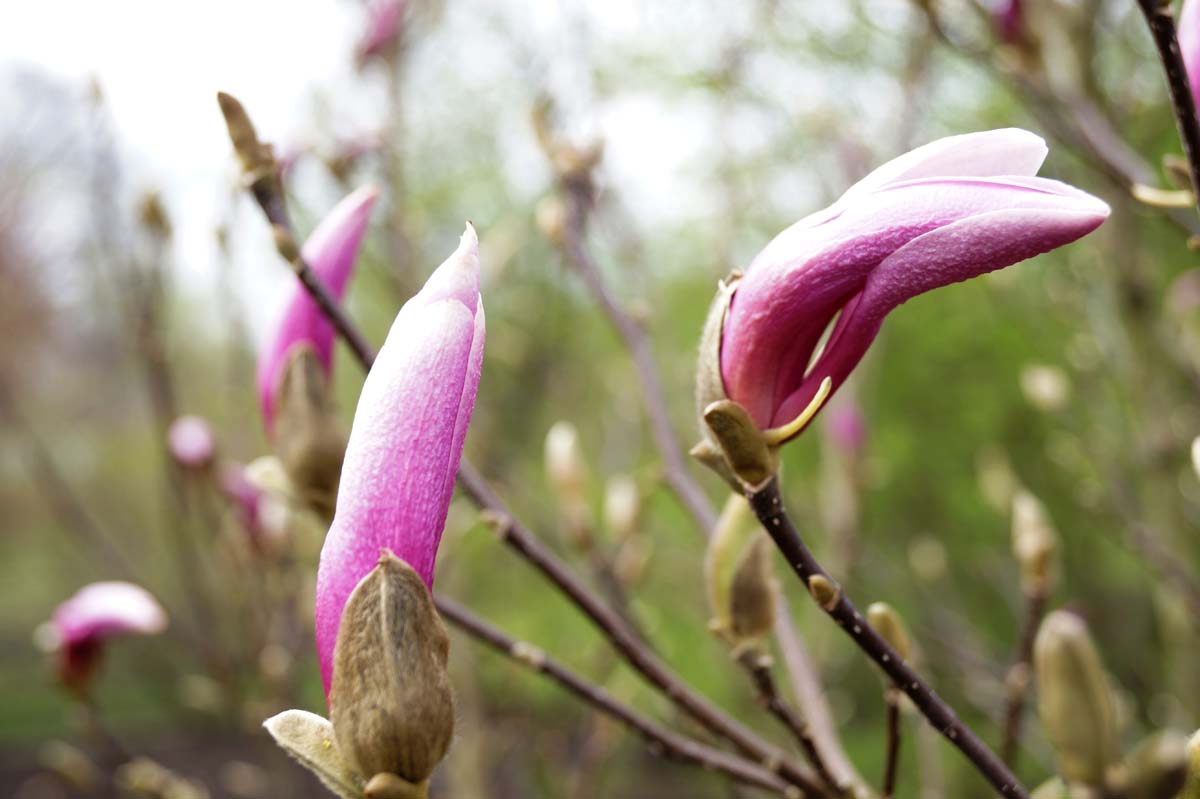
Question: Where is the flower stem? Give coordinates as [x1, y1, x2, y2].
[882, 692, 901, 798]
[1000, 589, 1047, 768]
[745, 477, 1030, 799]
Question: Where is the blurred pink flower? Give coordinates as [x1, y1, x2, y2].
[314, 224, 485, 696]
[256, 185, 379, 437]
[43, 582, 167, 693]
[167, 415, 216, 469]
[357, 0, 408, 66]
[994, 0, 1024, 46]
[825, 403, 867, 455]
[720, 129, 1109, 438]
[1181, 0, 1200, 115]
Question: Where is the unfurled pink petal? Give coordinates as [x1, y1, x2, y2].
[314, 225, 484, 697]
[167, 415, 216, 469]
[256, 185, 379, 437]
[52, 582, 168, 647]
[718, 130, 1108, 436]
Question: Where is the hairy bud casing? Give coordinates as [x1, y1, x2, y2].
[330, 551, 454, 785]
[273, 346, 346, 521]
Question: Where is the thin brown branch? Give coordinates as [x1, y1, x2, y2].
[737, 649, 844, 796]
[559, 182, 718, 534]
[456, 463, 824, 795]
[1000, 590, 1047, 767]
[435, 596, 797, 797]
[882, 693, 901, 799]
[1136, 0, 1200, 217]
[746, 477, 1029, 799]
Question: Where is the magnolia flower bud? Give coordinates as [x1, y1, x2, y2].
[727, 534, 777, 645]
[1115, 731, 1188, 799]
[272, 346, 346, 521]
[545, 421, 587, 497]
[866, 602, 911, 663]
[330, 551, 453, 786]
[167, 415, 216, 470]
[1020, 364, 1071, 413]
[1012, 490, 1057, 595]
[1034, 610, 1118, 786]
[544, 421, 592, 546]
[704, 494, 758, 639]
[535, 195, 568, 246]
[603, 474, 640, 542]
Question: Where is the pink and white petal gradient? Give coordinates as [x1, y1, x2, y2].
[314, 224, 485, 697]
[52, 582, 167, 647]
[720, 129, 1108, 435]
[256, 185, 379, 437]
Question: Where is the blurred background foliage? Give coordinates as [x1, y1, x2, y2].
[2, 0, 1200, 797]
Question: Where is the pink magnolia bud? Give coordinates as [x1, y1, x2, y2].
[1182, 0, 1200, 118]
[824, 402, 867, 456]
[356, 0, 408, 66]
[994, 0, 1024, 46]
[314, 224, 485, 696]
[256, 185, 379, 437]
[167, 415, 216, 469]
[40, 582, 167, 694]
[716, 129, 1108, 440]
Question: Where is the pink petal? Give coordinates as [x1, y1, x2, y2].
[1182, 0, 1200, 115]
[772, 203, 1108, 427]
[314, 226, 484, 697]
[723, 175, 1108, 428]
[52, 582, 167, 648]
[256, 185, 379, 437]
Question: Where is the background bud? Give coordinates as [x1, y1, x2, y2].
[1180, 730, 1200, 799]
[1012, 489, 1057, 594]
[1034, 610, 1118, 787]
[704, 495, 759, 639]
[273, 347, 346, 521]
[330, 551, 453, 785]
[544, 421, 592, 546]
[866, 602, 911, 663]
[602, 474, 640, 542]
[727, 533, 777, 645]
[1117, 731, 1188, 799]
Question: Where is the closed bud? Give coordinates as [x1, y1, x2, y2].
[330, 551, 453, 786]
[728, 534, 777, 645]
[603, 474, 640, 542]
[1012, 490, 1057, 595]
[38, 741, 100, 792]
[544, 421, 592, 546]
[535, 195, 568, 246]
[216, 91, 276, 187]
[704, 495, 759, 639]
[1180, 730, 1200, 799]
[1115, 731, 1187, 799]
[273, 346, 346, 522]
[1020, 364, 1071, 412]
[866, 602, 911, 663]
[1034, 610, 1118, 787]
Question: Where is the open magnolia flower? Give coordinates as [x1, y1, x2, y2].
[38, 582, 167, 695]
[696, 129, 1108, 483]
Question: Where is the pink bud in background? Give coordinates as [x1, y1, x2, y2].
[719, 129, 1109, 439]
[314, 224, 485, 696]
[357, 0, 408, 66]
[1180, 0, 1200, 115]
[824, 403, 867, 456]
[256, 185, 379, 437]
[167, 415, 216, 469]
[994, 0, 1024, 46]
[40, 582, 167, 694]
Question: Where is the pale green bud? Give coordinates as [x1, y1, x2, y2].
[1012, 490, 1057, 595]
[866, 602, 911, 663]
[1034, 610, 1118, 787]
